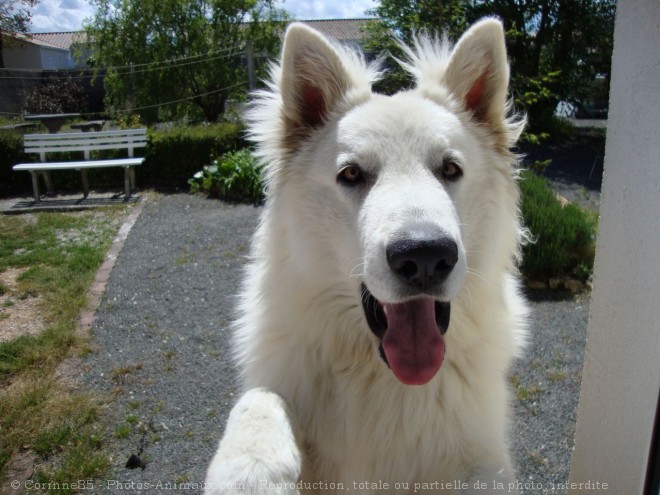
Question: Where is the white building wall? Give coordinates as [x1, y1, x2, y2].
[568, 0, 660, 493]
[3, 44, 70, 70]
[39, 47, 71, 69]
[3, 44, 43, 69]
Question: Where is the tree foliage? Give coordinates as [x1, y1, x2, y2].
[0, 0, 39, 68]
[364, 0, 616, 132]
[85, 0, 288, 122]
[23, 77, 89, 114]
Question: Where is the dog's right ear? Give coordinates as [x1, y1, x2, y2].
[279, 24, 356, 134]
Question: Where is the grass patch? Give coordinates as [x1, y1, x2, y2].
[0, 378, 107, 486]
[114, 424, 131, 439]
[547, 369, 568, 382]
[126, 414, 139, 425]
[0, 207, 131, 483]
[510, 374, 544, 403]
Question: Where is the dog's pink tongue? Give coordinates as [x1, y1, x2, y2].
[382, 299, 445, 385]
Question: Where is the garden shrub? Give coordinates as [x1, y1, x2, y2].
[23, 77, 89, 114]
[189, 149, 263, 204]
[0, 131, 32, 196]
[142, 123, 246, 188]
[519, 170, 598, 281]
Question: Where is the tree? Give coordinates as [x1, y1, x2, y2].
[85, 0, 288, 122]
[24, 76, 89, 114]
[0, 0, 39, 68]
[364, 0, 616, 133]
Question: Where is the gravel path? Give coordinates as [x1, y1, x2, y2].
[81, 194, 256, 493]
[80, 193, 589, 494]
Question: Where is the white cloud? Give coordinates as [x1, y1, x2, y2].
[28, 0, 375, 33]
[280, 0, 377, 19]
[29, 0, 95, 33]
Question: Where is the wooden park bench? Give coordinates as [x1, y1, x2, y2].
[13, 128, 147, 202]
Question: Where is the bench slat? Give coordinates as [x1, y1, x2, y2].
[13, 158, 144, 171]
[24, 129, 147, 155]
[25, 141, 147, 154]
[24, 128, 146, 140]
[25, 133, 146, 141]
[24, 129, 146, 141]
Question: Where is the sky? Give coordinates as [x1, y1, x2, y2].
[28, 0, 378, 33]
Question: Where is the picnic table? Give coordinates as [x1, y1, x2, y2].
[70, 120, 106, 132]
[25, 113, 81, 134]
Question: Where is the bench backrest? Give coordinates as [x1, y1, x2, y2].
[24, 128, 148, 162]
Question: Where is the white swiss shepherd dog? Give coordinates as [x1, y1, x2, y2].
[206, 17, 529, 495]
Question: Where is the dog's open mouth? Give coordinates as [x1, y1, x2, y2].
[361, 284, 450, 386]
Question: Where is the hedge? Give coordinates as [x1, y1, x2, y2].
[0, 131, 32, 196]
[519, 170, 598, 281]
[142, 123, 246, 187]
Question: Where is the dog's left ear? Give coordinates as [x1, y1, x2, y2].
[443, 18, 510, 128]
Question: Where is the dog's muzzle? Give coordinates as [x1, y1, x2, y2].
[360, 226, 458, 385]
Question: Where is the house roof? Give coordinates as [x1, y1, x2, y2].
[22, 18, 373, 51]
[295, 19, 373, 42]
[30, 32, 86, 50]
[7, 32, 69, 52]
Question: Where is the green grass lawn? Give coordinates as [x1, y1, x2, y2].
[0, 207, 132, 491]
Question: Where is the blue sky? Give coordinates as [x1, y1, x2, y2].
[29, 0, 378, 33]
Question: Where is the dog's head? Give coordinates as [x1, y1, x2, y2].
[249, 19, 524, 385]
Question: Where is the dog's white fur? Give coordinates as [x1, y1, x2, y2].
[206, 19, 528, 494]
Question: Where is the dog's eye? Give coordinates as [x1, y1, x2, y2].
[441, 158, 463, 182]
[337, 164, 364, 186]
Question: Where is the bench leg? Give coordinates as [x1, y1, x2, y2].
[43, 172, 55, 197]
[30, 171, 41, 202]
[80, 169, 90, 198]
[129, 167, 136, 192]
[124, 167, 131, 200]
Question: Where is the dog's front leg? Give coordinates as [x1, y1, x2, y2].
[205, 387, 302, 495]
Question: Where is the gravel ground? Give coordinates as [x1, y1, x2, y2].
[79, 193, 589, 494]
[80, 194, 256, 493]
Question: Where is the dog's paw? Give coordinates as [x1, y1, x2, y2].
[205, 388, 302, 495]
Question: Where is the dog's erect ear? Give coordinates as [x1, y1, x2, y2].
[443, 19, 510, 127]
[280, 23, 356, 130]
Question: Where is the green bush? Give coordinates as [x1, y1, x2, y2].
[142, 123, 246, 188]
[23, 77, 89, 114]
[520, 170, 597, 281]
[0, 131, 33, 197]
[189, 149, 264, 204]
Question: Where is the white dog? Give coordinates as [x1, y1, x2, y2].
[206, 18, 528, 495]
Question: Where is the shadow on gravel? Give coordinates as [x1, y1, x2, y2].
[522, 128, 606, 193]
[524, 287, 578, 302]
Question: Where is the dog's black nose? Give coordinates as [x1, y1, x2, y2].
[386, 234, 458, 291]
